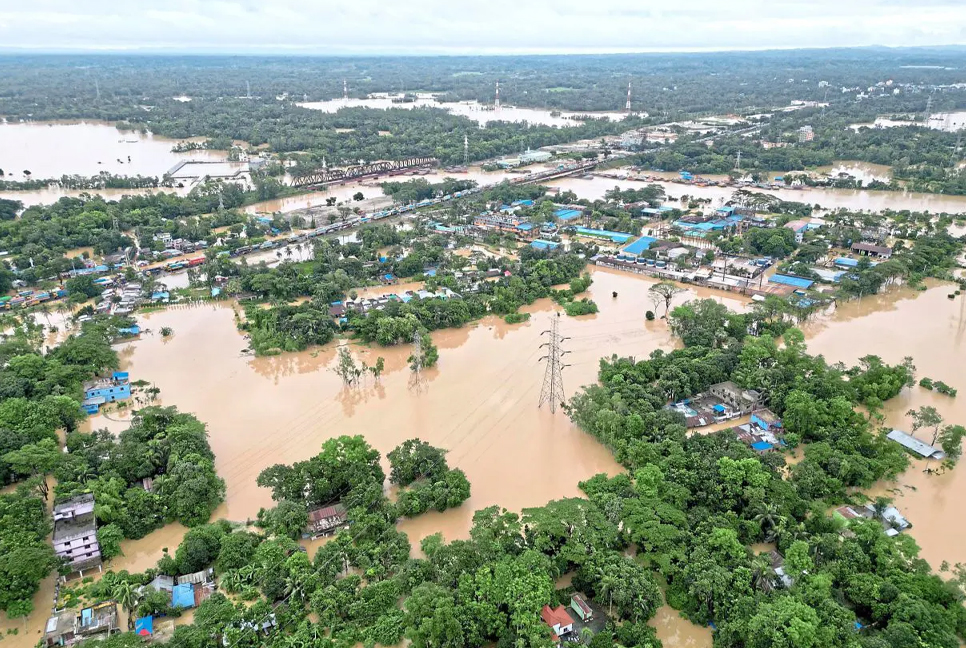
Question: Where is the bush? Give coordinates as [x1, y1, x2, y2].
[563, 299, 599, 316]
[504, 312, 531, 324]
[934, 381, 957, 397]
[920, 377, 934, 390]
[645, 310, 656, 321]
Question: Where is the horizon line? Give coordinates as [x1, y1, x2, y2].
[1, 43, 966, 58]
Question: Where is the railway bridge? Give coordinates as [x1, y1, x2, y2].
[290, 157, 439, 188]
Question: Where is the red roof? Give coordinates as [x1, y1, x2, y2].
[541, 604, 574, 630]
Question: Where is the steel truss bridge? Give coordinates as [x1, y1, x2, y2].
[290, 157, 439, 188]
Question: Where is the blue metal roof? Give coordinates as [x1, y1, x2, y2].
[770, 274, 814, 289]
[172, 584, 194, 609]
[623, 236, 658, 255]
[553, 209, 582, 221]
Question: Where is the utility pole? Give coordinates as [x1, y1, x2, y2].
[538, 313, 570, 413]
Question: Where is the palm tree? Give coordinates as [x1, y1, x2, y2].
[112, 579, 141, 631]
[750, 554, 776, 593]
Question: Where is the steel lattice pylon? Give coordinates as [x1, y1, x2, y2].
[538, 313, 570, 413]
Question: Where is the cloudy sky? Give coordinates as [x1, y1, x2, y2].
[1, 0, 965, 54]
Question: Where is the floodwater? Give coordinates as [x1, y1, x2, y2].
[245, 165, 503, 216]
[850, 111, 966, 133]
[804, 282, 966, 569]
[650, 604, 714, 648]
[296, 94, 628, 127]
[5, 186, 193, 209]
[815, 161, 893, 185]
[0, 266, 735, 648]
[555, 174, 966, 215]
[0, 121, 228, 179]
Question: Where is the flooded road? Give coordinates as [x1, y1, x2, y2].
[557, 174, 966, 215]
[804, 282, 966, 569]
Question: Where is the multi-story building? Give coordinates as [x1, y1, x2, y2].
[52, 494, 102, 577]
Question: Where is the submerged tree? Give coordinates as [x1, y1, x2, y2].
[648, 281, 685, 317]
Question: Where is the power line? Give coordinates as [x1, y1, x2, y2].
[538, 313, 570, 413]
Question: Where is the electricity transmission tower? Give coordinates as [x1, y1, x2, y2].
[538, 314, 570, 413]
[464, 134, 469, 167]
[410, 329, 423, 378]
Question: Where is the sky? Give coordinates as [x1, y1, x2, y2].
[1, 0, 965, 55]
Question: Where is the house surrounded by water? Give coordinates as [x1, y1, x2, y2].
[81, 372, 131, 414]
[886, 429, 946, 460]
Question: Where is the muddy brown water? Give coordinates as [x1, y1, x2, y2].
[554, 175, 966, 215]
[0, 121, 227, 181]
[804, 281, 966, 570]
[5, 270, 965, 648]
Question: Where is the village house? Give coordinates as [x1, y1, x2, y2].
[709, 381, 763, 414]
[304, 503, 350, 539]
[886, 429, 946, 460]
[540, 604, 575, 645]
[52, 494, 102, 578]
[834, 503, 911, 537]
[81, 371, 131, 414]
[784, 220, 810, 244]
[850, 242, 893, 259]
[750, 408, 782, 432]
[44, 602, 119, 647]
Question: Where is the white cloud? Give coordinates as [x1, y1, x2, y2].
[0, 0, 965, 53]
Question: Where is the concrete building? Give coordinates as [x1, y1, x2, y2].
[520, 149, 552, 164]
[798, 125, 814, 142]
[52, 494, 102, 577]
[709, 381, 762, 414]
[541, 605, 575, 645]
[82, 372, 131, 414]
[784, 220, 809, 244]
[750, 408, 782, 432]
[44, 603, 119, 647]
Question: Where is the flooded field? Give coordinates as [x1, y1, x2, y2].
[850, 111, 966, 133]
[815, 161, 894, 184]
[0, 121, 229, 179]
[804, 282, 966, 569]
[558, 174, 966, 215]
[296, 94, 628, 127]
